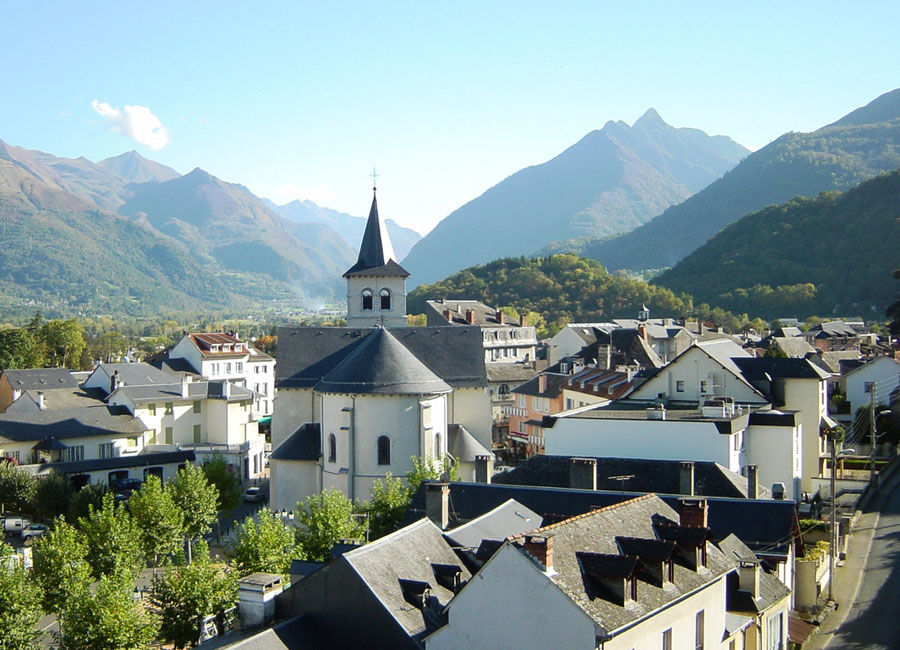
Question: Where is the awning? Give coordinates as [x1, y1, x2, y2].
[508, 431, 528, 441]
[257, 416, 272, 425]
[789, 615, 816, 646]
[32, 436, 67, 451]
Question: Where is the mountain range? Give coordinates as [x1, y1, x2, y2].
[0, 141, 375, 318]
[401, 109, 748, 287]
[654, 169, 900, 317]
[582, 88, 900, 272]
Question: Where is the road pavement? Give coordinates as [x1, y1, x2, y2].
[808, 464, 900, 649]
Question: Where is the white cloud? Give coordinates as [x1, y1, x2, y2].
[91, 100, 169, 150]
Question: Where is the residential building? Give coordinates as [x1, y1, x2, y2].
[841, 355, 900, 415]
[424, 299, 538, 364]
[802, 321, 860, 352]
[0, 368, 81, 412]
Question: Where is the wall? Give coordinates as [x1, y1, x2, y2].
[271, 388, 316, 449]
[544, 416, 738, 471]
[745, 422, 801, 500]
[782, 377, 827, 492]
[446, 387, 492, 451]
[845, 357, 900, 415]
[427, 545, 598, 650]
[270, 458, 319, 511]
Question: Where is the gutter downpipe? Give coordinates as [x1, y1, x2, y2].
[348, 395, 356, 501]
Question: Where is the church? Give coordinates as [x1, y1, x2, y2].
[269, 190, 492, 511]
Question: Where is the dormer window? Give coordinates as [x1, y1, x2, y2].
[361, 289, 374, 311]
[380, 288, 391, 311]
[223, 344, 232, 352]
[211, 344, 220, 352]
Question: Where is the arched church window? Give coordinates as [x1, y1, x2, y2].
[361, 289, 373, 311]
[328, 433, 336, 463]
[380, 288, 391, 311]
[434, 432, 442, 459]
[377, 435, 391, 466]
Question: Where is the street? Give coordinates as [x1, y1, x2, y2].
[818, 466, 900, 649]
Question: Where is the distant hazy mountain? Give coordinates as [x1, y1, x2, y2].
[654, 170, 900, 317]
[119, 169, 355, 291]
[0, 141, 356, 317]
[400, 109, 747, 287]
[269, 198, 421, 261]
[583, 88, 900, 272]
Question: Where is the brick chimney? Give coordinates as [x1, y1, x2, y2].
[678, 498, 708, 528]
[524, 534, 554, 572]
[638, 323, 648, 341]
[679, 461, 695, 496]
[443, 309, 452, 323]
[746, 465, 759, 499]
[475, 455, 494, 484]
[569, 457, 597, 490]
[465, 309, 475, 325]
[519, 313, 527, 327]
[496, 309, 505, 325]
[425, 482, 450, 530]
[538, 374, 547, 394]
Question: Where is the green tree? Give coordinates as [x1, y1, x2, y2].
[405, 455, 458, 494]
[67, 483, 109, 523]
[149, 541, 238, 649]
[295, 489, 365, 562]
[202, 454, 242, 516]
[38, 319, 87, 368]
[0, 462, 36, 513]
[365, 473, 411, 540]
[31, 517, 92, 614]
[0, 328, 45, 370]
[33, 471, 74, 520]
[0, 542, 44, 650]
[170, 462, 219, 564]
[127, 475, 185, 567]
[887, 269, 900, 337]
[78, 493, 144, 579]
[58, 570, 159, 650]
[226, 508, 296, 577]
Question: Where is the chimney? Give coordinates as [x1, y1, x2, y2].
[746, 465, 759, 499]
[679, 461, 695, 496]
[223, 380, 231, 399]
[181, 376, 190, 399]
[519, 313, 527, 327]
[475, 455, 493, 484]
[523, 534, 554, 572]
[109, 370, 120, 394]
[425, 482, 450, 530]
[678, 498, 708, 528]
[538, 374, 547, 394]
[569, 457, 597, 490]
[443, 309, 452, 323]
[496, 309, 505, 325]
[738, 560, 760, 598]
[638, 323, 648, 341]
[237, 573, 283, 629]
[771, 482, 785, 500]
[465, 309, 475, 325]
[36, 391, 45, 410]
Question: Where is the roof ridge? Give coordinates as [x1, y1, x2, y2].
[507, 494, 657, 540]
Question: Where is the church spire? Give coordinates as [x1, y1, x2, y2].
[343, 185, 408, 278]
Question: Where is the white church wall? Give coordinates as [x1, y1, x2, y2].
[271, 388, 316, 450]
[270, 458, 319, 511]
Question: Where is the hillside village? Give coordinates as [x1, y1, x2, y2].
[2, 177, 900, 650]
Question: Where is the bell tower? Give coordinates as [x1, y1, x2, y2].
[343, 187, 409, 328]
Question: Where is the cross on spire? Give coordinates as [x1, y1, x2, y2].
[371, 166, 379, 192]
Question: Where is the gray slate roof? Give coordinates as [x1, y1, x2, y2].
[113, 381, 254, 403]
[276, 326, 487, 390]
[342, 518, 471, 640]
[2, 368, 79, 390]
[444, 498, 542, 549]
[270, 424, 321, 461]
[315, 328, 451, 395]
[34, 450, 196, 476]
[91, 362, 176, 388]
[508, 495, 732, 635]
[733, 357, 830, 381]
[493, 455, 761, 499]
[0, 404, 147, 443]
[718, 534, 791, 613]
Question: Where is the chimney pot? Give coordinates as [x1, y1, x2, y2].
[569, 457, 597, 490]
[523, 534, 553, 572]
[425, 482, 450, 530]
[679, 461, 695, 496]
[746, 465, 759, 499]
[678, 497, 708, 528]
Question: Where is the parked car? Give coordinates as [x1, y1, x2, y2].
[21, 524, 47, 541]
[2, 517, 29, 536]
[243, 486, 265, 503]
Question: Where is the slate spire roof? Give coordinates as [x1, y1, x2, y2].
[343, 191, 409, 277]
[314, 327, 451, 395]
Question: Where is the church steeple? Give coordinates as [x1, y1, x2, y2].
[343, 190, 406, 277]
[344, 186, 409, 328]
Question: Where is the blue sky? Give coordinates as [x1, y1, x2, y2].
[2, 2, 898, 234]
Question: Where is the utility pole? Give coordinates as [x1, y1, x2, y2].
[870, 386, 877, 486]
